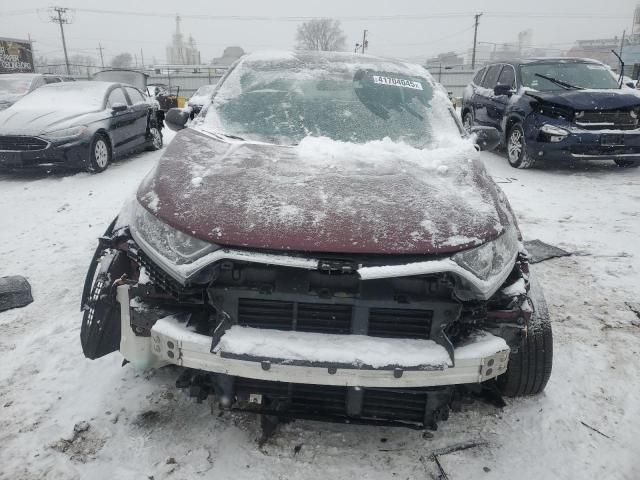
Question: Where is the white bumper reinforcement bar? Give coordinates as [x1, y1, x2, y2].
[118, 286, 510, 388]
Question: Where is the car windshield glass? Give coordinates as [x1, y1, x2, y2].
[203, 52, 460, 148]
[520, 62, 619, 91]
[0, 76, 34, 95]
[15, 82, 107, 110]
[193, 85, 215, 97]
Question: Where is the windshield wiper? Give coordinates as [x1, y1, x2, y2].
[535, 73, 584, 91]
[202, 129, 246, 141]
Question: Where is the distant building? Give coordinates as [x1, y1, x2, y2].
[211, 46, 245, 66]
[565, 38, 621, 69]
[166, 16, 201, 65]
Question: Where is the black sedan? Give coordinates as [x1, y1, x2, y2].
[0, 81, 163, 173]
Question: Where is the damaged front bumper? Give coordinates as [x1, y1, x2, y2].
[117, 285, 510, 388]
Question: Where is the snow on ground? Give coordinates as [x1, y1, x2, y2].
[0, 132, 639, 479]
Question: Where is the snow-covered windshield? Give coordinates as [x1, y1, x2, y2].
[203, 51, 461, 148]
[0, 75, 34, 95]
[14, 82, 108, 111]
[520, 62, 619, 91]
[190, 85, 215, 104]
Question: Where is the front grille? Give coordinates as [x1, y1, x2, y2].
[233, 379, 452, 425]
[237, 299, 294, 330]
[575, 110, 638, 130]
[237, 298, 433, 338]
[362, 389, 428, 423]
[0, 135, 48, 151]
[297, 303, 352, 334]
[368, 308, 433, 339]
[235, 379, 347, 416]
[238, 298, 352, 334]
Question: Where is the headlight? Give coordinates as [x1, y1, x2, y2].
[41, 125, 88, 141]
[540, 124, 569, 142]
[452, 225, 519, 281]
[131, 201, 219, 264]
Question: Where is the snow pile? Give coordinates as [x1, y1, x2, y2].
[454, 331, 509, 360]
[215, 325, 452, 368]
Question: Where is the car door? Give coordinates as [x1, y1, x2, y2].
[106, 86, 137, 150]
[487, 64, 516, 131]
[123, 86, 151, 147]
[473, 64, 501, 126]
[463, 67, 485, 122]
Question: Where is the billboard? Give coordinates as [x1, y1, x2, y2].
[0, 37, 34, 74]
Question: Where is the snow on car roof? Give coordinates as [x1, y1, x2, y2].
[13, 81, 113, 111]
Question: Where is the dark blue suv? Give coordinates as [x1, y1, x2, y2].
[462, 58, 640, 168]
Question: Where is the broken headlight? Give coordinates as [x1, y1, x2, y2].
[452, 225, 519, 281]
[131, 201, 219, 264]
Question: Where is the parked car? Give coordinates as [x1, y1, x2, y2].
[462, 58, 640, 168]
[0, 81, 163, 172]
[93, 69, 166, 127]
[187, 84, 215, 118]
[0, 73, 74, 111]
[81, 51, 551, 429]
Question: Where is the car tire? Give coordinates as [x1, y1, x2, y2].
[614, 158, 639, 168]
[507, 123, 536, 169]
[87, 134, 111, 173]
[146, 126, 163, 151]
[497, 277, 553, 397]
[463, 112, 473, 132]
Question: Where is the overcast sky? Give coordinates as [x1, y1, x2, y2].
[1, 0, 637, 65]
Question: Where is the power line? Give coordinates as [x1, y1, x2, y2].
[2, 8, 626, 22]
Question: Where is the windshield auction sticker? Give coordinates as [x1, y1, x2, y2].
[372, 75, 423, 90]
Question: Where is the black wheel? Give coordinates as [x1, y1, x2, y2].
[463, 112, 473, 132]
[146, 126, 163, 151]
[507, 123, 536, 169]
[497, 277, 553, 397]
[87, 133, 111, 173]
[614, 158, 639, 168]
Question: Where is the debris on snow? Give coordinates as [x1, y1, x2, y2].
[524, 239, 571, 264]
[49, 421, 106, 463]
[0, 275, 33, 312]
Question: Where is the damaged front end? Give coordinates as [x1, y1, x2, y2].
[81, 210, 538, 430]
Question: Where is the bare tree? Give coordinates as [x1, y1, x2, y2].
[110, 52, 133, 68]
[296, 18, 346, 51]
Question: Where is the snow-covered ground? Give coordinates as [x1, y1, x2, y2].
[1, 130, 638, 480]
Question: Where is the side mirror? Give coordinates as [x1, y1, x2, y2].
[470, 126, 501, 152]
[111, 102, 128, 113]
[493, 83, 513, 96]
[165, 108, 189, 131]
[625, 81, 636, 88]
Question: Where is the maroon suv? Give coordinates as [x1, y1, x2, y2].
[81, 51, 552, 429]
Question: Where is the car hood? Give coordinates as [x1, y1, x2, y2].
[525, 89, 640, 111]
[0, 93, 24, 107]
[0, 107, 100, 136]
[136, 128, 512, 255]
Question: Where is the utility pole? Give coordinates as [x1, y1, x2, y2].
[140, 48, 145, 68]
[361, 29, 368, 54]
[97, 43, 105, 68]
[50, 7, 71, 75]
[619, 30, 626, 76]
[471, 12, 483, 69]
